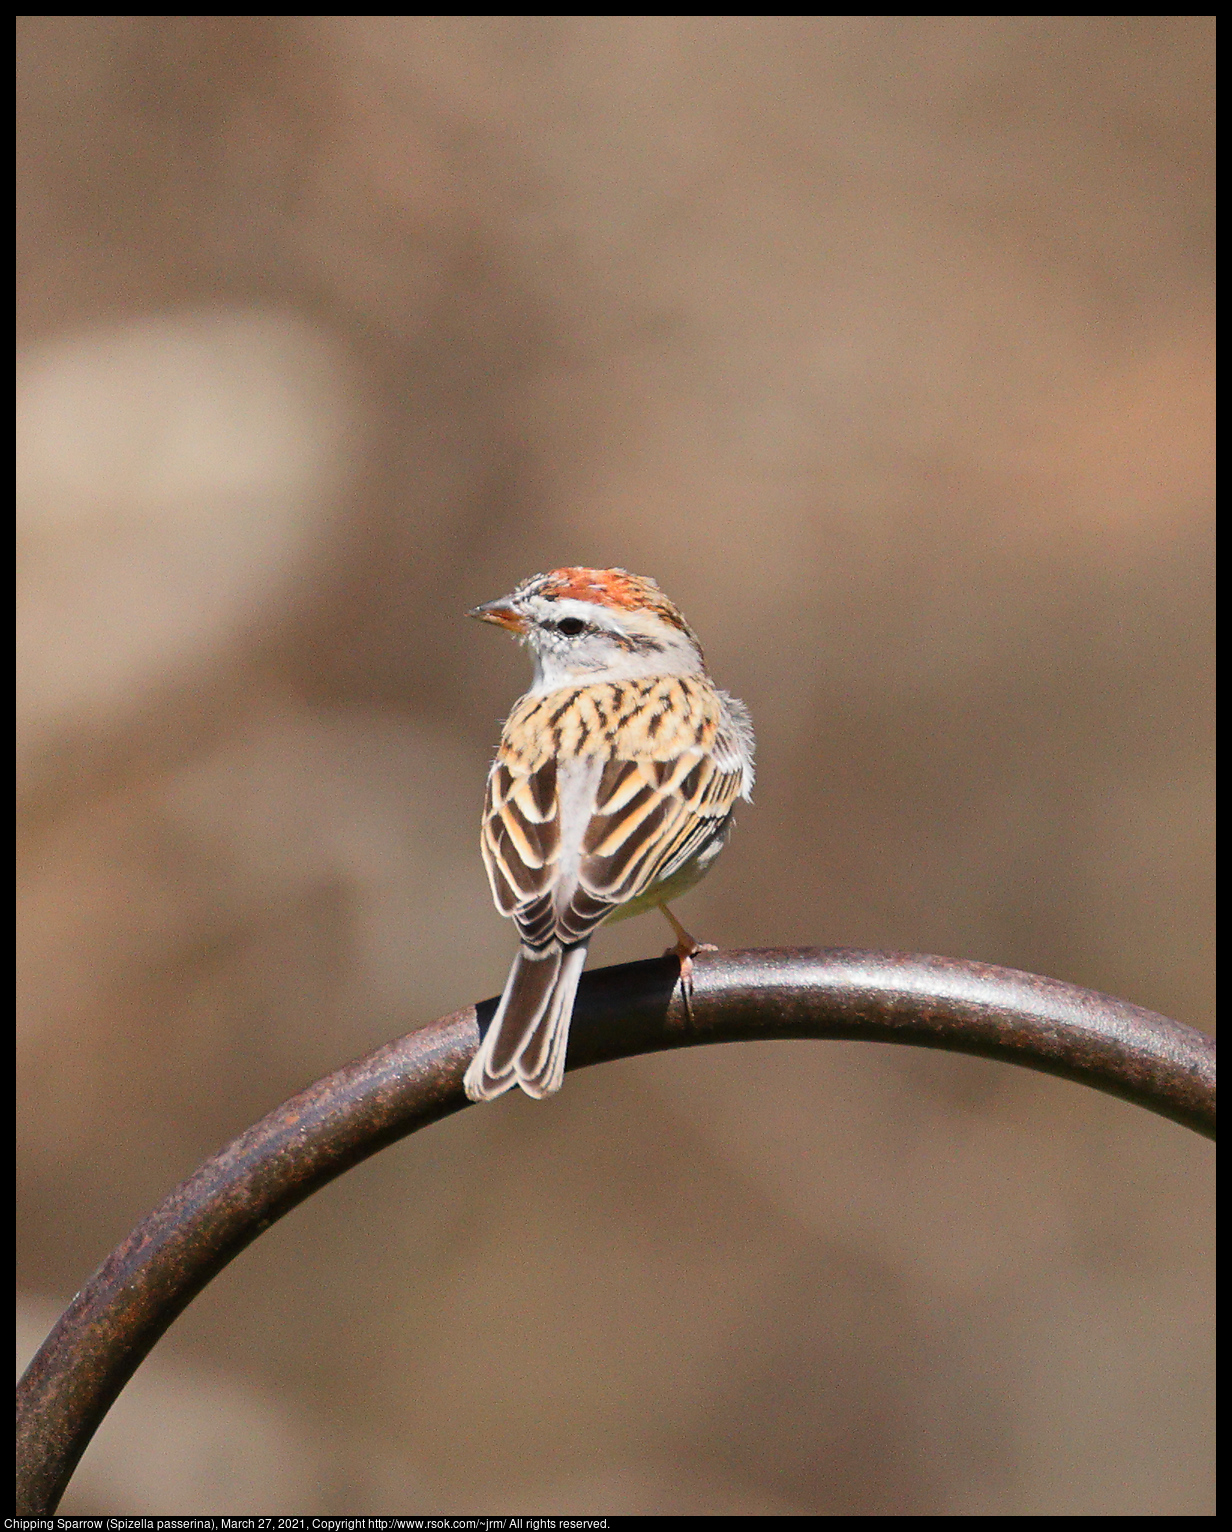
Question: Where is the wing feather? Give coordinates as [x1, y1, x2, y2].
[572, 748, 743, 916]
[481, 756, 560, 919]
[481, 679, 750, 953]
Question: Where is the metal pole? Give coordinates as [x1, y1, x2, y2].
[16, 948, 1216, 1512]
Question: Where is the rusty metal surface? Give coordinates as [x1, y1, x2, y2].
[16, 948, 1215, 1512]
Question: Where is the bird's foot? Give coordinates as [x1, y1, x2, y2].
[659, 906, 717, 1023]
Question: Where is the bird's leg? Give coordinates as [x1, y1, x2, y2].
[659, 905, 717, 1022]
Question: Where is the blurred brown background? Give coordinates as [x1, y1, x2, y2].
[16, 16, 1214, 1515]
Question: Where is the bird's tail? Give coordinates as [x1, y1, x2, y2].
[464, 943, 589, 1102]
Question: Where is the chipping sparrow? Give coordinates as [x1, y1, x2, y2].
[464, 567, 755, 1102]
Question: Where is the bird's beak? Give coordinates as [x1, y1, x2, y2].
[468, 599, 526, 633]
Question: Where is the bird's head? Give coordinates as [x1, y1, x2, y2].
[469, 567, 706, 692]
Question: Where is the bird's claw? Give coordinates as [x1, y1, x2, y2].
[663, 940, 718, 1024]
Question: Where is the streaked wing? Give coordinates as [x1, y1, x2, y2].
[481, 756, 561, 953]
[558, 750, 742, 940]
[483, 679, 750, 953]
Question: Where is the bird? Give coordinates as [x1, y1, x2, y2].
[464, 566, 755, 1102]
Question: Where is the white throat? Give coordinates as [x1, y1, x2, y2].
[529, 642, 703, 694]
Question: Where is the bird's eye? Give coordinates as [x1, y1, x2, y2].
[556, 617, 586, 636]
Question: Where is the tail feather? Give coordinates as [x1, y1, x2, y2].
[464, 943, 589, 1102]
[517, 944, 588, 1099]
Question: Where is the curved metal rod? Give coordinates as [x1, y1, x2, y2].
[16, 948, 1215, 1512]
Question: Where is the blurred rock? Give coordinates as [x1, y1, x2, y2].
[16, 309, 362, 796]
